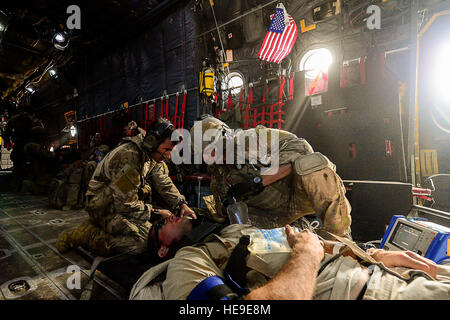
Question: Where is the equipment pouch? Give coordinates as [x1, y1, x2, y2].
[294, 152, 330, 176]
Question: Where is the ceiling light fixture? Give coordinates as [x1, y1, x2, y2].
[52, 31, 69, 50]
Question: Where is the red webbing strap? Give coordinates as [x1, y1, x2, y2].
[289, 73, 294, 100]
[341, 64, 348, 88]
[322, 72, 329, 91]
[96, 117, 101, 135]
[102, 114, 107, 137]
[276, 75, 286, 129]
[250, 87, 257, 128]
[160, 97, 164, 118]
[227, 90, 233, 111]
[144, 103, 149, 130]
[180, 91, 187, 129]
[172, 93, 180, 128]
[262, 83, 269, 104]
[266, 76, 286, 129]
[309, 71, 322, 96]
[152, 100, 156, 122]
[108, 114, 112, 143]
[141, 103, 145, 128]
[165, 96, 170, 119]
[279, 76, 285, 103]
[242, 85, 254, 129]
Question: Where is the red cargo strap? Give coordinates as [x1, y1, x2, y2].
[160, 96, 164, 118]
[152, 99, 157, 122]
[172, 93, 180, 128]
[144, 103, 149, 130]
[262, 83, 267, 104]
[243, 85, 254, 130]
[279, 75, 285, 102]
[97, 117, 101, 135]
[289, 73, 294, 100]
[227, 90, 233, 111]
[141, 103, 145, 128]
[102, 114, 107, 137]
[181, 91, 187, 129]
[165, 96, 170, 119]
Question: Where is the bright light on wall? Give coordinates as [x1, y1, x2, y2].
[52, 31, 69, 50]
[49, 68, 58, 78]
[54, 33, 65, 42]
[300, 48, 333, 79]
[435, 44, 450, 102]
[70, 125, 77, 137]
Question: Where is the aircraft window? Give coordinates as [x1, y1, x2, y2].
[299, 48, 332, 96]
[226, 72, 244, 96]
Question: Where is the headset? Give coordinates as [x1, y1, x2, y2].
[142, 117, 175, 155]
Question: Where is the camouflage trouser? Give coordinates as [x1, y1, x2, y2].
[58, 188, 151, 256]
[292, 167, 352, 239]
[56, 217, 151, 257]
[82, 161, 97, 195]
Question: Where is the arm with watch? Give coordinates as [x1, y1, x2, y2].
[225, 164, 293, 202]
[148, 161, 197, 220]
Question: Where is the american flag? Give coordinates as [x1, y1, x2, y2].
[258, 3, 297, 64]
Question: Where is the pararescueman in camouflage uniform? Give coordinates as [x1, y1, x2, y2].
[190, 116, 352, 238]
[56, 118, 196, 256]
[3, 102, 48, 192]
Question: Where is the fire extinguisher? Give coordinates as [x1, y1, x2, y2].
[199, 59, 215, 98]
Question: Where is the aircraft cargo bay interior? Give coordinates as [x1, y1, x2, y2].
[0, 0, 449, 307]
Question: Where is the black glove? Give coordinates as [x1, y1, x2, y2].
[226, 175, 264, 201]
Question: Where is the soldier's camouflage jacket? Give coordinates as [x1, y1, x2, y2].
[85, 134, 185, 229]
[209, 126, 352, 237]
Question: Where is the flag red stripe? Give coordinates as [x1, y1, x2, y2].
[273, 18, 295, 62]
[258, 14, 297, 63]
[266, 31, 283, 62]
[261, 32, 277, 61]
[274, 18, 297, 63]
[275, 16, 296, 62]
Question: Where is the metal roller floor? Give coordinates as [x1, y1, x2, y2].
[0, 192, 126, 300]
